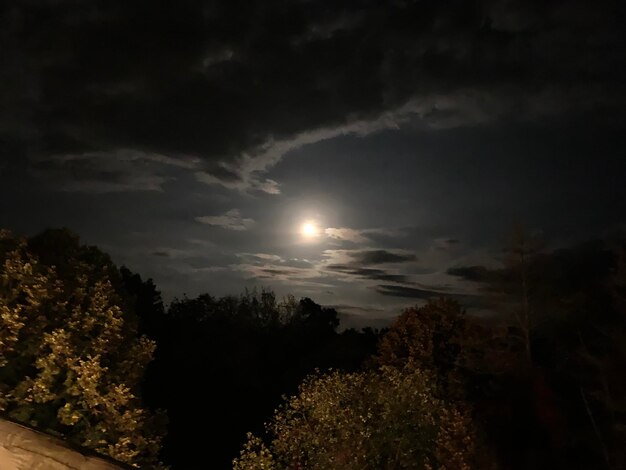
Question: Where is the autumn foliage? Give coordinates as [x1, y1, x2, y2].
[234, 299, 485, 470]
[234, 365, 475, 470]
[2, 228, 625, 469]
[0, 230, 165, 468]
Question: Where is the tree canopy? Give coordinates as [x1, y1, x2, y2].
[234, 365, 475, 470]
[2, 227, 625, 469]
[0, 229, 165, 468]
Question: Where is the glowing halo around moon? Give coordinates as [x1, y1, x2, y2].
[301, 221, 320, 239]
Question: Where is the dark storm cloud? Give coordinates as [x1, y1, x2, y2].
[2, 0, 625, 191]
[348, 249, 416, 265]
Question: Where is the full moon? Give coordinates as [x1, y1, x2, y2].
[301, 221, 319, 238]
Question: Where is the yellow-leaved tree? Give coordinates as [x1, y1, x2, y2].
[0, 229, 165, 468]
[234, 365, 475, 470]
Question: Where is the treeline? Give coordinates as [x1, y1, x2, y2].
[0, 228, 625, 469]
[0, 228, 379, 468]
[133, 287, 380, 468]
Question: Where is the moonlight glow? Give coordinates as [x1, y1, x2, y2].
[301, 221, 320, 238]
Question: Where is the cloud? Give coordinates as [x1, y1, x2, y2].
[431, 238, 461, 251]
[375, 284, 482, 307]
[253, 178, 281, 195]
[31, 149, 199, 192]
[236, 252, 314, 269]
[230, 252, 326, 284]
[232, 248, 418, 288]
[375, 284, 442, 300]
[321, 247, 423, 285]
[237, 253, 283, 263]
[195, 209, 255, 231]
[446, 265, 495, 282]
[232, 262, 331, 286]
[3, 1, 624, 192]
[195, 170, 281, 195]
[348, 250, 416, 265]
[326, 264, 411, 284]
[318, 244, 422, 284]
[324, 227, 367, 244]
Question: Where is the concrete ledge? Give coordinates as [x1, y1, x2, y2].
[0, 419, 124, 469]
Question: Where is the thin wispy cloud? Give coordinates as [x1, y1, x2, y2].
[324, 227, 367, 244]
[196, 209, 255, 231]
[348, 250, 416, 265]
[31, 149, 200, 193]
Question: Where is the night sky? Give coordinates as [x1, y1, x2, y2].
[1, 0, 625, 325]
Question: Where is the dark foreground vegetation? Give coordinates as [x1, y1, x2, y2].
[0, 228, 625, 469]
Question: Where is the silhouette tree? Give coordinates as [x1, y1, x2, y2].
[141, 290, 376, 468]
[448, 237, 626, 468]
